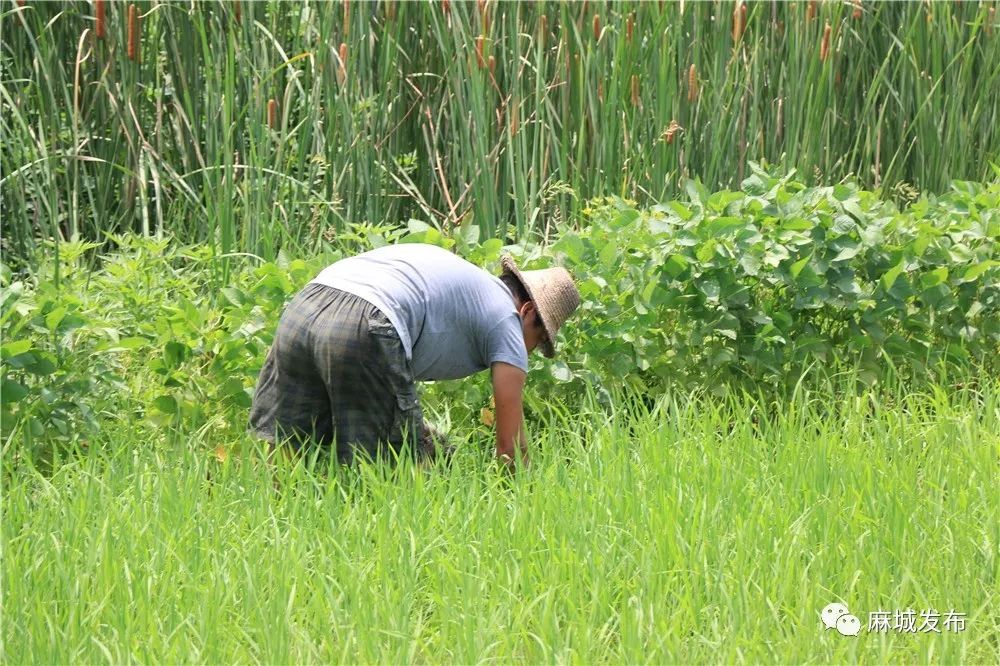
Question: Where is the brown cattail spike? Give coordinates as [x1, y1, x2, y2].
[475, 35, 486, 69]
[539, 14, 547, 47]
[631, 75, 639, 107]
[235, 0, 241, 24]
[820, 21, 831, 61]
[95, 0, 105, 39]
[442, 0, 450, 16]
[687, 63, 698, 102]
[488, 55, 496, 78]
[127, 4, 139, 62]
[733, 2, 745, 43]
[593, 14, 601, 42]
[626, 12, 634, 42]
[267, 99, 277, 129]
[806, 0, 817, 22]
[343, 0, 349, 37]
[337, 42, 347, 85]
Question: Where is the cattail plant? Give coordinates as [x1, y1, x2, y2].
[234, 0, 241, 25]
[442, 0, 450, 17]
[820, 21, 832, 61]
[539, 14, 547, 47]
[630, 74, 639, 107]
[488, 54, 496, 78]
[733, 2, 746, 44]
[593, 14, 601, 42]
[127, 4, 139, 62]
[95, 0, 105, 39]
[807, 0, 818, 22]
[267, 99, 277, 129]
[626, 12, 634, 42]
[337, 42, 347, 86]
[479, 0, 489, 34]
[475, 35, 486, 69]
[343, 0, 349, 38]
[688, 63, 698, 102]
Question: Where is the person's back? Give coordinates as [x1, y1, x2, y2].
[311, 243, 528, 380]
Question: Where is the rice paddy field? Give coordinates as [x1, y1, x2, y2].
[2, 0, 1000, 664]
[4, 378, 999, 663]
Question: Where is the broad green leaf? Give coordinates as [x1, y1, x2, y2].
[550, 361, 573, 382]
[554, 233, 585, 263]
[706, 191, 743, 212]
[221, 287, 247, 307]
[920, 267, 948, 289]
[480, 238, 503, 254]
[153, 395, 178, 414]
[25, 354, 57, 376]
[1, 379, 29, 404]
[458, 219, 480, 246]
[789, 254, 811, 279]
[611, 209, 640, 229]
[781, 218, 813, 232]
[406, 219, 431, 234]
[698, 279, 721, 302]
[831, 245, 861, 262]
[598, 241, 617, 268]
[667, 201, 693, 221]
[663, 254, 689, 279]
[45, 307, 67, 331]
[961, 260, 999, 283]
[881, 260, 905, 290]
[5, 353, 36, 370]
[705, 216, 744, 237]
[1, 340, 32, 358]
[696, 240, 717, 263]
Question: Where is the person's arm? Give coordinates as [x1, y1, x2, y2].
[491, 361, 528, 470]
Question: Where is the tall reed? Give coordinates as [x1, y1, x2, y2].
[2, 1, 998, 266]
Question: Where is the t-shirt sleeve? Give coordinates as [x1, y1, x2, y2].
[482, 313, 529, 373]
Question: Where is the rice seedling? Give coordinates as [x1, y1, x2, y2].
[3, 377, 997, 663]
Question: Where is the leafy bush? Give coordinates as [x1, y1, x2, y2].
[529, 167, 999, 396]
[2, 173, 997, 457]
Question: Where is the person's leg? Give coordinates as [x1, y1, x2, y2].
[310, 295, 422, 463]
[249, 284, 335, 450]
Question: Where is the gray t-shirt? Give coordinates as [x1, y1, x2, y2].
[310, 243, 528, 380]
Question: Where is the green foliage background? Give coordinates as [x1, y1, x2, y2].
[2, 0, 999, 263]
[3, 173, 997, 464]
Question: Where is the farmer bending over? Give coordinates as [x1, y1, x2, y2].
[249, 243, 580, 468]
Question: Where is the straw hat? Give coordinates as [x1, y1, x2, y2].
[501, 255, 580, 358]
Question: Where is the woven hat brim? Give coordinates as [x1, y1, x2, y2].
[501, 255, 557, 358]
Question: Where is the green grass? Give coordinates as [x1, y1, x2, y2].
[4, 382, 998, 663]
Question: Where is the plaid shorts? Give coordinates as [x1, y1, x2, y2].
[249, 283, 423, 463]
